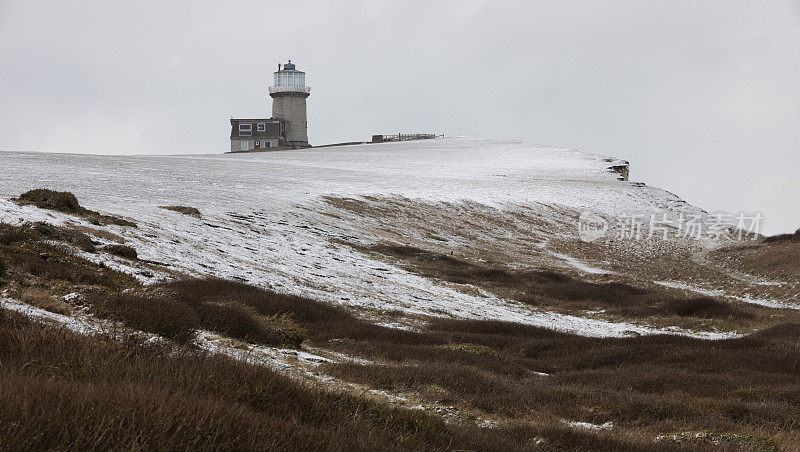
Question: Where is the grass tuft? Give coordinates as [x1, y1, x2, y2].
[264, 313, 306, 349]
[102, 244, 138, 260]
[159, 205, 201, 217]
[665, 296, 752, 319]
[194, 301, 287, 346]
[16, 189, 83, 214]
[439, 342, 499, 356]
[92, 293, 199, 343]
[0, 223, 39, 245]
[33, 222, 96, 252]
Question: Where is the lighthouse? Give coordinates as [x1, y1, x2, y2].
[228, 60, 312, 152]
[269, 60, 311, 147]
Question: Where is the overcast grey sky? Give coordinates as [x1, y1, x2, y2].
[1, 1, 798, 234]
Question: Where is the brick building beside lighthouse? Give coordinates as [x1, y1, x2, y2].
[229, 60, 311, 152]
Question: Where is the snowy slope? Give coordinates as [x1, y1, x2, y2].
[0, 138, 740, 338]
[0, 138, 697, 218]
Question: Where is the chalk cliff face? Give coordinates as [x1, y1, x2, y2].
[607, 161, 629, 181]
[1, 137, 793, 340]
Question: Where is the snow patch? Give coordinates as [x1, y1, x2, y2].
[654, 280, 725, 297]
[562, 420, 614, 431]
[733, 296, 800, 311]
[551, 251, 612, 275]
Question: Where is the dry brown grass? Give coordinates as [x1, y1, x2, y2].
[65, 222, 127, 243]
[141, 281, 797, 447]
[16, 286, 72, 315]
[2, 213, 796, 449]
[366, 244, 772, 331]
[92, 293, 200, 343]
[11, 244, 136, 288]
[711, 241, 800, 282]
[4, 243, 138, 290]
[323, 317, 798, 449]
[0, 222, 39, 245]
[87, 289, 306, 348]
[0, 223, 138, 290]
[162, 278, 418, 346]
[0, 309, 667, 451]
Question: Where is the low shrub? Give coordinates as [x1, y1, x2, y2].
[92, 294, 200, 343]
[323, 315, 800, 439]
[16, 189, 83, 214]
[193, 302, 305, 348]
[195, 302, 284, 346]
[13, 189, 136, 228]
[93, 215, 137, 228]
[102, 245, 138, 260]
[33, 222, 96, 252]
[167, 278, 353, 325]
[0, 223, 39, 245]
[666, 297, 752, 319]
[264, 314, 306, 349]
[159, 205, 201, 217]
[0, 259, 6, 278]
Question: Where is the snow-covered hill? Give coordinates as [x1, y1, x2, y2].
[1, 138, 793, 338]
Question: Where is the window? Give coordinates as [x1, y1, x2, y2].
[257, 123, 266, 132]
[238, 124, 252, 136]
[274, 71, 305, 89]
[264, 141, 270, 148]
[240, 141, 249, 151]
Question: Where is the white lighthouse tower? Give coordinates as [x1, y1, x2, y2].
[269, 60, 310, 147]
